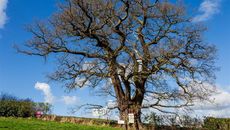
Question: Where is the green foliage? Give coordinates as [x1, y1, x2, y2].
[203, 117, 230, 130]
[0, 93, 52, 118]
[0, 117, 121, 130]
[0, 100, 35, 117]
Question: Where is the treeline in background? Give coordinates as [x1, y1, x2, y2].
[0, 92, 52, 117]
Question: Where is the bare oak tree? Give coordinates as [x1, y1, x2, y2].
[18, 0, 216, 129]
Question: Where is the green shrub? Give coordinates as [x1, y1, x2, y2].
[0, 93, 52, 118]
[0, 93, 37, 117]
[0, 100, 35, 117]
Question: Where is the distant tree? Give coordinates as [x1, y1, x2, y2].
[34, 102, 52, 115]
[18, 0, 217, 129]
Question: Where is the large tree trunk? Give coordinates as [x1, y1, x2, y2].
[119, 102, 144, 130]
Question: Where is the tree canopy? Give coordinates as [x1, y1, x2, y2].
[18, 0, 217, 129]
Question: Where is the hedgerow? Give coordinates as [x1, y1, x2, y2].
[0, 93, 51, 117]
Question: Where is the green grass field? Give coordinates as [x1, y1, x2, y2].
[0, 117, 121, 130]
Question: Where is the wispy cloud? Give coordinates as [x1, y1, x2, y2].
[193, 86, 230, 117]
[35, 82, 55, 104]
[193, 0, 221, 22]
[143, 81, 230, 118]
[62, 96, 79, 105]
[0, 0, 8, 28]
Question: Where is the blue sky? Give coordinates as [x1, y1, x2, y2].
[0, 0, 230, 117]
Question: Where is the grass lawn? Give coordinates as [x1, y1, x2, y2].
[0, 117, 121, 130]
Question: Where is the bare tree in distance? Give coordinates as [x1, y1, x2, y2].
[17, 0, 217, 129]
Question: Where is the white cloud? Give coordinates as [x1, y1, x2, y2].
[193, 0, 221, 22]
[62, 96, 78, 105]
[35, 82, 55, 104]
[0, 0, 8, 28]
[194, 87, 230, 117]
[143, 81, 230, 118]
